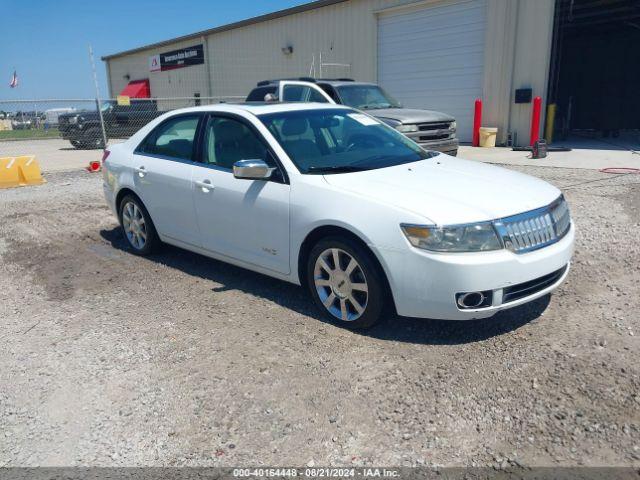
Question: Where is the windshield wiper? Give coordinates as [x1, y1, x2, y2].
[307, 165, 369, 174]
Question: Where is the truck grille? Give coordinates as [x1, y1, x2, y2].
[494, 196, 571, 253]
[418, 122, 451, 131]
[406, 121, 454, 143]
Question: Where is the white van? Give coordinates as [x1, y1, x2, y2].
[44, 108, 76, 127]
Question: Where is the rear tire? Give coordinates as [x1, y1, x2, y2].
[70, 140, 82, 148]
[306, 236, 386, 329]
[118, 195, 160, 256]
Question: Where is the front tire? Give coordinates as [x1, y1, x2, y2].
[118, 195, 160, 256]
[306, 237, 386, 329]
[84, 127, 105, 149]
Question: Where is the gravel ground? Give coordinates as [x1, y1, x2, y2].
[0, 166, 639, 468]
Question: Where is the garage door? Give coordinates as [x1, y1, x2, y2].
[378, 0, 487, 142]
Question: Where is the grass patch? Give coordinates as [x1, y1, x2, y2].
[0, 128, 61, 141]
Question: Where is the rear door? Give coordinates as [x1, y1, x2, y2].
[132, 113, 203, 247]
[278, 81, 335, 104]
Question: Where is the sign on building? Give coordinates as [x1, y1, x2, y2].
[149, 44, 204, 72]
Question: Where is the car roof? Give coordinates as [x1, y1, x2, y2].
[318, 80, 377, 88]
[168, 102, 352, 116]
[255, 79, 377, 88]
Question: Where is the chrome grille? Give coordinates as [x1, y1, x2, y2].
[494, 196, 571, 253]
[404, 121, 454, 143]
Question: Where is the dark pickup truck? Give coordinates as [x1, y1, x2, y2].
[58, 100, 164, 149]
[247, 78, 458, 156]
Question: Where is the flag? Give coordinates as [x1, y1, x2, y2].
[9, 70, 18, 88]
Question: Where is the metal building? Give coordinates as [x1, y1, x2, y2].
[102, 0, 640, 146]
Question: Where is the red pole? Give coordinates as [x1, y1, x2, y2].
[472, 98, 482, 147]
[530, 96, 542, 146]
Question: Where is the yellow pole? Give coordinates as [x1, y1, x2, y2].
[545, 103, 556, 144]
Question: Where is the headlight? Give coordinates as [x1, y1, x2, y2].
[449, 121, 457, 131]
[68, 116, 78, 124]
[396, 124, 418, 133]
[401, 223, 502, 252]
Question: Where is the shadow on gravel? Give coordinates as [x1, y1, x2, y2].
[100, 227, 549, 345]
[364, 295, 550, 345]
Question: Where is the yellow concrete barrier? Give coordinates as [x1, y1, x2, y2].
[0, 157, 22, 189]
[0, 155, 46, 189]
[16, 155, 46, 186]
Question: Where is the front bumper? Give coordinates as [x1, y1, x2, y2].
[417, 137, 459, 156]
[376, 223, 574, 320]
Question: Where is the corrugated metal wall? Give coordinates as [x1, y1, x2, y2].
[105, 0, 555, 146]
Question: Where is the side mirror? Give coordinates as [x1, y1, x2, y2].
[233, 159, 275, 180]
[264, 93, 278, 102]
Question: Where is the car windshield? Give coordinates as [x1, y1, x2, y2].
[258, 108, 436, 174]
[336, 85, 401, 110]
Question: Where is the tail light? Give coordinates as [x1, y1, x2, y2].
[101, 149, 111, 164]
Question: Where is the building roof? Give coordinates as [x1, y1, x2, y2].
[101, 0, 349, 61]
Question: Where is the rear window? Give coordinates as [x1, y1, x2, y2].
[137, 115, 200, 161]
[247, 86, 277, 102]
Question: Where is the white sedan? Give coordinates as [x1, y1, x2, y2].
[102, 102, 574, 329]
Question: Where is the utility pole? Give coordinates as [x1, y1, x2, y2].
[88, 44, 108, 150]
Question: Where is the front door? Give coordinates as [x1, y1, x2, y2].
[192, 114, 290, 274]
[132, 113, 202, 247]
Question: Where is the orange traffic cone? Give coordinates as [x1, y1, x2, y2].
[87, 160, 101, 172]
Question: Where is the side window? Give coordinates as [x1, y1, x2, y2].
[203, 116, 274, 170]
[282, 85, 329, 103]
[318, 84, 341, 103]
[139, 115, 199, 161]
[247, 86, 277, 102]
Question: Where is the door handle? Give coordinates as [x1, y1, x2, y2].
[134, 166, 146, 177]
[195, 179, 214, 192]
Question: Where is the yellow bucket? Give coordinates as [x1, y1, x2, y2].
[479, 127, 498, 148]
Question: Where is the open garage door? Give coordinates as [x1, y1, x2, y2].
[547, 0, 640, 144]
[377, 0, 487, 143]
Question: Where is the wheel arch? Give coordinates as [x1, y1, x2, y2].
[297, 224, 396, 311]
[115, 187, 144, 223]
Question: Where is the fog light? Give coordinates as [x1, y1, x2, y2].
[456, 290, 493, 309]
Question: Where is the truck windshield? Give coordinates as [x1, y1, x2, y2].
[336, 85, 401, 110]
[258, 108, 435, 174]
[100, 102, 114, 112]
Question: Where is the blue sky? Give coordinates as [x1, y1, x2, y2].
[0, 0, 305, 100]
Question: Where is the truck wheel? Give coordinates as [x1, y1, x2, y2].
[70, 140, 82, 148]
[84, 128, 106, 149]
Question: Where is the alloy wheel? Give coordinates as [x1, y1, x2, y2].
[313, 248, 369, 321]
[122, 201, 147, 250]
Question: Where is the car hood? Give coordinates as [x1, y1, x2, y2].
[322, 155, 561, 225]
[370, 108, 455, 124]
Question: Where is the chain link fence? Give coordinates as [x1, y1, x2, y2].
[0, 96, 244, 170]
